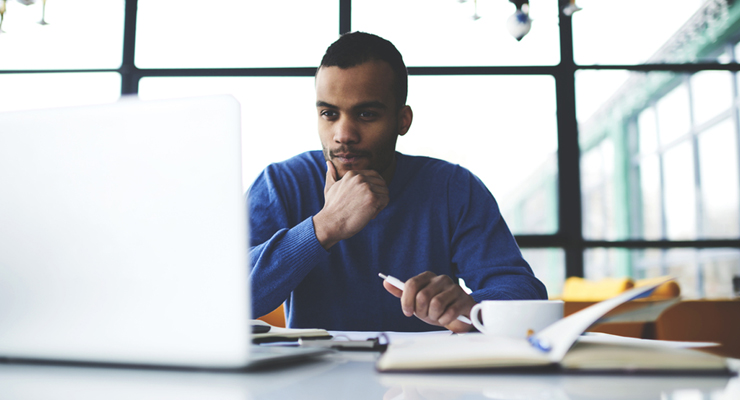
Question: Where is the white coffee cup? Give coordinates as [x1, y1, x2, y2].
[470, 300, 564, 338]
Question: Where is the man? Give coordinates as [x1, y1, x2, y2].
[248, 32, 547, 333]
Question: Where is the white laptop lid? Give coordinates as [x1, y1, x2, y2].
[0, 95, 252, 368]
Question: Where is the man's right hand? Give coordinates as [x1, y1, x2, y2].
[313, 161, 390, 250]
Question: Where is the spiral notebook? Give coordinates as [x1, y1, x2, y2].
[377, 280, 730, 373]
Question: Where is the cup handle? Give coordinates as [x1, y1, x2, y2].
[470, 303, 486, 333]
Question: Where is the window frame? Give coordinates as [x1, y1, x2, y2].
[2, 0, 739, 290]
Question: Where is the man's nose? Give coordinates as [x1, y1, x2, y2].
[333, 116, 360, 144]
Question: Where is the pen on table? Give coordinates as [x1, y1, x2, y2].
[378, 273, 473, 325]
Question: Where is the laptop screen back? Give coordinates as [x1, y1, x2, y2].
[0, 96, 252, 368]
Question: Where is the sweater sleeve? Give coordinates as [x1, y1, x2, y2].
[447, 167, 548, 301]
[247, 166, 329, 318]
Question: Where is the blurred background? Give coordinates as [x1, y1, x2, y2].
[1, 0, 739, 299]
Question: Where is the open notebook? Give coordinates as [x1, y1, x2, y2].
[377, 280, 730, 373]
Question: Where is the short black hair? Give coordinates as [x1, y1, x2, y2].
[319, 32, 408, 108]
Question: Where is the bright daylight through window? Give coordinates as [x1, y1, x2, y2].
[1, 0, 739, 298]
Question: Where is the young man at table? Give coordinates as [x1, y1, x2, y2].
[248, 32, 547, 333]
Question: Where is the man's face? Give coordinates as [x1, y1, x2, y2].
[315, 60, 411, 180]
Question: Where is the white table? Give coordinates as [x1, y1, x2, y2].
[0, 351, 737, 399]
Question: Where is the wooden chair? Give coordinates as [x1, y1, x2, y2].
[655, 300, 740, 359]
[257, 304, 286, 327]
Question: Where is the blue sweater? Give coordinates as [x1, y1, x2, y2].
[248, 151, 547, 331]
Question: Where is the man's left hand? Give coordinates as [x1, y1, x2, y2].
[382, 271, 476, 333]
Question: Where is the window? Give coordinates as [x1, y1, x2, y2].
[0, 73, 121, 112]
[662, 141, 697, 240]
[573, 0, 711, 65]
[135, 0, 338, 68]
[138, 77, 317, 191]
[521, 248, 565, 298]
[402, 75, 558, 234]
[698, 120, 740, 238]
[581, 139, 615, 240]
[353, 0, 560, 66]
[576, 1, 740, 295]
[3, 0, 740, 298]
[588, 247, 740, 299]
[656, 83, 692, 146]
[0, 0, 124, 70]
[691, 71, 734, 127]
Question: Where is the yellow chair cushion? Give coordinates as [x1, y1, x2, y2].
[561, 276, 680, 302]
[562, 277, 634, 301]
[634, 276, 681, 299]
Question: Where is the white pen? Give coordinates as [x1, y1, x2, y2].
[378, 273, 472, 325]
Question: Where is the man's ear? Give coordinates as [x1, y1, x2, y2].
[397, 105, 413, 137]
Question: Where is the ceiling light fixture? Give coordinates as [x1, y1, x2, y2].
[506, 0, 531, 41]
[562, 0, 582, 17]
[0, 0, 50, 34]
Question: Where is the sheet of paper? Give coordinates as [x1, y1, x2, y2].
[579, 332, 718, 348]
[534, 278, 671, 362]
[328, 330, 452, 344]
[595, 298, 680, 324]
[376, 333, 551, 371]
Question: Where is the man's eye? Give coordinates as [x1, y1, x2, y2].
[320, 110, 337, 118]
[359, 111, 377, 119]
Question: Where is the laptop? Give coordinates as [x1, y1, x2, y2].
[0, 95, 330, 369]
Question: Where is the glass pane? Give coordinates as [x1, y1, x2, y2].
[577, 71, 680, 241]
[638, 107, 658, 154]
[737, 41, 740, 95]
[578, 69, 740, 242]
[718, 48, 732, 64]
[636, 248, 701, 297]
[581, 140, 616, 240]
[639, 155, 663, 240]
[586, 247, 740, 299]
[577, 70, 730, 241]
[0, 0, 124, 70]
[664, 248, 700, 298]
[632, 248, 665, 279]
[581, 142, 607, 190]
[575, 70, 630, 124]
[698, 119, 739, 238]
[576, 70, 678, 146]
[690, 71, 734, 127]
[700, 249, 740, 299]
[573, 0, 708, 65]
[402, 75, 558, 234]
[135, 0, 338, 68]
[592, 248, 739, 299]
[352, 0, 560, 66]
[663, 142, 697, 240]
[0, 73, 121, 112]
[520, 248, 565, 299]
[583, 248, 631, 281]
[138, 77, 318, 192]
[656, 82, 691, 147]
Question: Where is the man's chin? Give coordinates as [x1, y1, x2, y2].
[333, 161, 371, 178]
[336, 166, 361, 179]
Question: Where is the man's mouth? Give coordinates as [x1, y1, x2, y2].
[332, 152, 369, 164]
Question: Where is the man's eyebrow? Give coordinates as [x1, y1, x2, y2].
[316, 101, 337, 108]
[353, 101, 387, 110]
[316, 100, 388, 110]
